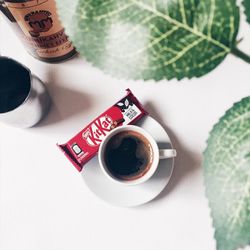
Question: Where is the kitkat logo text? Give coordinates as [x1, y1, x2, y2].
[82, 115, 113, 146]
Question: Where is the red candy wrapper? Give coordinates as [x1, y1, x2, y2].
[58, 89, 148, 171]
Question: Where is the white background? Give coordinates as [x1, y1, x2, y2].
[0, 8, 250, 250]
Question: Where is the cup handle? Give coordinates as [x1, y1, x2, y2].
[159, 149, 177, 160]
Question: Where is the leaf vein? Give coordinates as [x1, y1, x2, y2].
[207, 0, 216, 37]
[227, 179, 250, 230]
[131, 0, 230, 52]
[163, 37, 205, 66]
[178, 0, 187, 25]
[124, 26, 179, 58]
[94, 3, 135, 21]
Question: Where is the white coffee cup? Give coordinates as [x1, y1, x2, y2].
[98, 125, 177, 185]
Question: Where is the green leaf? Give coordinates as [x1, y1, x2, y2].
[243, 0, 250, 24]
[56, 0, 239, 80]
[203, 97, 250, 250]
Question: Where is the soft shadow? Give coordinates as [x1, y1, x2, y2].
[157, 142, 172, 150]
[36, 84, 92, 127]
[143, 102, 201, 204]
[32, 58, 92, 128]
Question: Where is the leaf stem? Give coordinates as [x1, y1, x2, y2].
[231, 47, 250, 64]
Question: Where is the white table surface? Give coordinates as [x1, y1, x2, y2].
[0, 13, 250, 250]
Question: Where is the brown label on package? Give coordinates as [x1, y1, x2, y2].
[5, 0, 75, 59]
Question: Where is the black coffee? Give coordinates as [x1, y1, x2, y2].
[104, 130, 153, 180]
[0, 58, 30, 113]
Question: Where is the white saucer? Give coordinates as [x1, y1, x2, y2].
[81, 116, 174, 207]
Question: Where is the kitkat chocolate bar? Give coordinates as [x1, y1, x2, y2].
[57, 89, 148, 171]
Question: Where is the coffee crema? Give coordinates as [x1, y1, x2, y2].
[104, 130, 154, 180]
